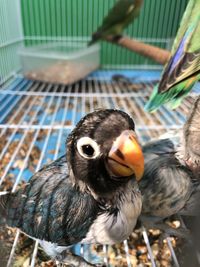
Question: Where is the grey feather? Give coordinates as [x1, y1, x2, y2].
[139, 96, 200, 237]
[183, 96, 200, 172]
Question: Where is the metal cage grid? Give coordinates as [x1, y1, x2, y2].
[0, 70, 199, 267]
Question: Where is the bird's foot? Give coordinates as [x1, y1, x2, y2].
[140, 216, 191, 239]
[152, 222, 191, 242]
[112, 34, 123, 42]
[105, 34, 123, 43]
[162, 225, 191, 239]
[55, 261, 68, 267]
[55, 251, 103, 267]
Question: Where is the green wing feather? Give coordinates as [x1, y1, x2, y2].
[172, 0, 200, 53]
[89, 0, 143, 45]
[99, 0, 141, 31]
[145, 0, 200, 112]
[145, 74, 200, 112]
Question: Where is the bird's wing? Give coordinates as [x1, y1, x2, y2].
[145, 0, 200, 112]
[98, 0, 141, 32]
[1, 156, 100, 246]
[142, 138, 177, 162]
[172, 0, 200, 54]
[140, 154, 193, 218]
[183, 96, 200, 171]
[179, 180, 200, 216]
[158, 0, 200, 93]
[158, 26, 200, 93]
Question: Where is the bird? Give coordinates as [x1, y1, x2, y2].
[88, 0, 143, 46]
[139, 96, 200, 237]
[145, 0, 200, 112]
[0, 109, 144, 266]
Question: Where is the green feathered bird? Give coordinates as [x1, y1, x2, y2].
[145, 0, 200, 112]
[88, 0, 143, 46]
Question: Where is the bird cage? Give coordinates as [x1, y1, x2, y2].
[1, 0, 188, 85]
[0, 0, 199, 266]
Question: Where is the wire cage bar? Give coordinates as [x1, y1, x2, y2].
[0, 70, 199, 266]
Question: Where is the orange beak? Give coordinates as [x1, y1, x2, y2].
[107, 130, 144, 181]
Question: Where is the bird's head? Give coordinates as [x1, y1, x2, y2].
[66, 109, 144, 195]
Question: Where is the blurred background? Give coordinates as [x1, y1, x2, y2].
[0, 0, 188, 83]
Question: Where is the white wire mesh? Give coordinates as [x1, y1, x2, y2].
[0, 72, 198, 266]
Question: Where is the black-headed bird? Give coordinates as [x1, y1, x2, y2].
[145, 0, 200, 112]
[89, 0, 143, 46]
[0, 109, 144, 266]
[140, 96, 200, 237]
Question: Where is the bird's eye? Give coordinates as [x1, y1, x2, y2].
[82, 145, 94, 156]
[77, 137, 100, 159]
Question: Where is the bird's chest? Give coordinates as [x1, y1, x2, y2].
[82, 188, 142, 245]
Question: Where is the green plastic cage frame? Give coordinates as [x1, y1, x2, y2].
[0, 0, 188, 86]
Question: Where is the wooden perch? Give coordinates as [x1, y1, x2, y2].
[106, 36, 171, 65]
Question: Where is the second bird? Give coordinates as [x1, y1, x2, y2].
[140, 96, 200, 237]
[89, 0, 143, 45]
